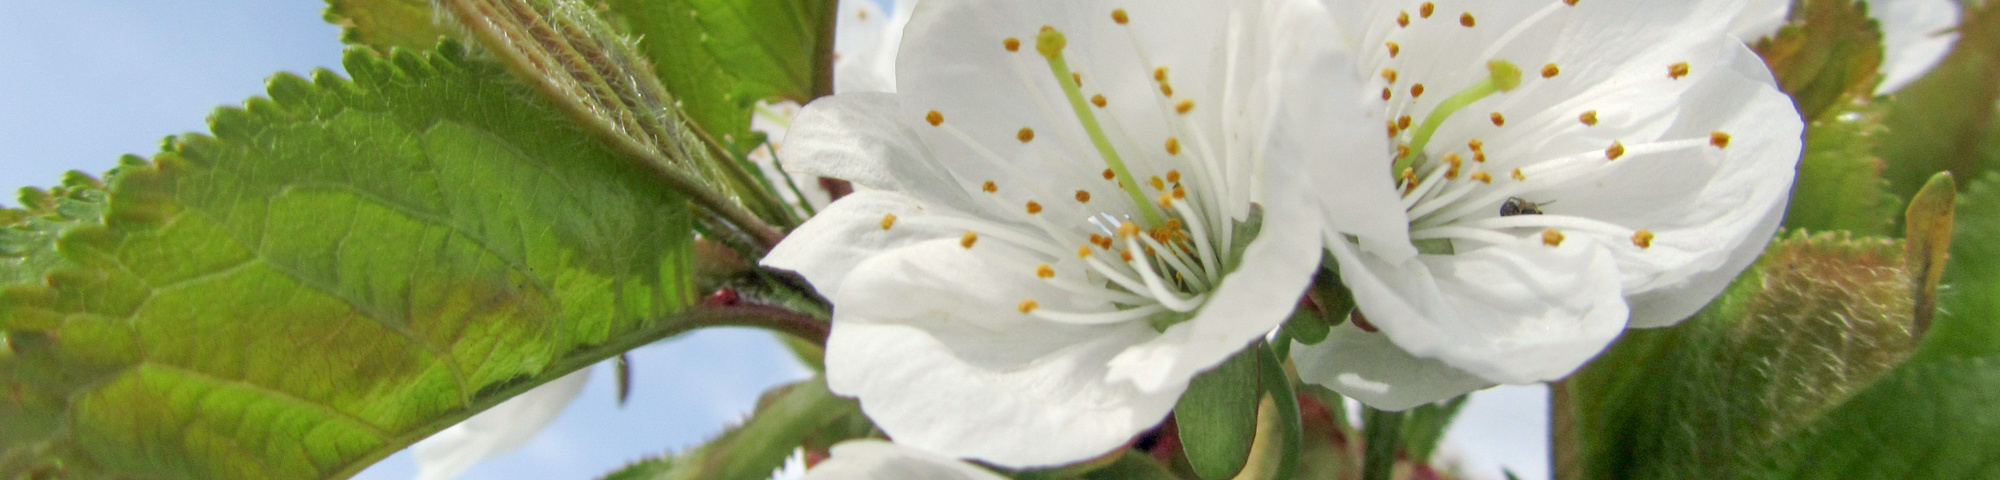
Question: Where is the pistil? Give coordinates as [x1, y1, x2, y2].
[1037, 26, 1166, 226]
[1396, 60, 1523, 175]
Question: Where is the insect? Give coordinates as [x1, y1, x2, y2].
[1500, 197, 1547, 216]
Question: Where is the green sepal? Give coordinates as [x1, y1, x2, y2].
[1175, 346, 1263, 480]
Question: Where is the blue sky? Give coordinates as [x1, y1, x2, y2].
[0, 2, 1545, 479]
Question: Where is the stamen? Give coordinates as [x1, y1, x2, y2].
[1036, 26, 1164, 225]
[880, 213, 897, 230]
[1421, 2, 1436, 17]
[1102, 169, 1116, 180]
[1004, 38, 1021, 52]
[1072, 72, 1083, 87]
[1460, 12, 1476, 26]
[1112, 8, 1129, 24]
[926, 110, 944, 126]
[1383, 88, 1394, 101]
[1091, 94, 1108, 108]
[1018, 299, 1040, 313]
[1026, 201, 1043, 214]
[1078, 245, 1094, 258]
[1579, 111, 1598, 126]
[1606, 141, 1625, 160]
[961, 231, 980, 248]
[1028, 304, 1167, 325]
[1176, 99, 1195, 114]
[1018, 127, 1036, 143]
[1541, 63, 1560, 78]
[1382, 69, 1399, 83]
[1150, 176, 1166, 191]
[1669, 62, 1691, 79]
[1398, 115, 1413, 130]
[1386, 42, 1401, 57]
[1166, 137, 1182, 155]
[1399, 60, 1523, 174]
[1710, 131, 1732, 148]
[1632, 229, 1655, 248]
[1511, 168, 1525, 181]
[1411, 83, 1426, 98]
[1470, 171, 1493, 183]
[1398, 11, 1410, 27]
[1076, 190, 1092, 203]
[1542, 228, 1565, 246]
[1166, 170, 1181, 183]
[1037, 264, 1056, 278]
[1491, 112, 1506, 126]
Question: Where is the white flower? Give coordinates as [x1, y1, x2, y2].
[769, 447, 811, 480]
[1731, 0, 1960, 94]
[1294, 0, 1803, 410]
[762, 0, 1338, 467]
[799, 441, 1007, 480]
[751, 0, 917, 215]
[411, 369, 589, 480]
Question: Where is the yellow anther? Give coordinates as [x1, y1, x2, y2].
[1512, 168, 1526, 181]
[1542, 228, 1566, 246]
[1091, 94, 1108, 108]
[1542, 63, 1560, 78]
[1112, 8, 1129, 24]
[1173, 184, 1186, 199]
[926, 110, 944, 126]
[1469, 139, 1484, 151]
[1165, 137, 1182, 155]
[1078, 245, 1094, 258]
[1386, 42, 1401, 57]
[1026, 201, 1043, 214]
[1606, 141, 1626, 160]
[1397, 11, 1410, 27]
[1120, 250, 1135, 262]
[982, 180, 998, 193]
[1490, 112, 1506, 126]
[1711, 131, 1733, 149]
[1072, 72, 1083, 87]
[1037, 264, 1056, 278]
[1632, 229, 1655, 248]
[1382, 69, 1399, 83]
[1411, 83, 1426, 98]
[1004, 38, 1021, 52]
[1382, 88, 1394, 101]
[960, 231, 980, 248]
[1154, 66, 1169, 82]
[1118, 221, 1142, 237]
[1579, 111, 1599, 126]
[1035, 26, 1066, 58]
[1443, 153, 1463, 179]
[1398, 115, 1413, 130]
[1400, 167, 1417, 184]
[1102, 168, 1116, 180]
[1397, 144, 1412, 159]
[1150, 176, 1166, 191]
[1092, 234, 1113, 249]
[1460, 12, 1476, 26]
[1075, 190, 1092, 203]
[1669, 62, 1691, 79]
[1018, 127, 1036, 143]
[1166, 169, 1181, 183]
[880, 213, 897, 230]
[1565, 0, 1580, 5]
[1470, 171, 1493, 183]
[1018, 299, 1040, 313]
[1421, 2, 1435, 17]
[1157, 193, 1174, 208]
[1176, 99, 1195, 114]
[1160, 83, 1174, 97]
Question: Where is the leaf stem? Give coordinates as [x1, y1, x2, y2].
[1361, 407, 1404, 480]
[1550, 379, 1581, 480]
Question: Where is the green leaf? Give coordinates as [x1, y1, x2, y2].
[1081, 451, 1186, 480]
[0, 43, 704, 479]
[1904, 172, 1957, 338]
[1, 170, 117, 290]
[1741, 357, 2000, 480]
[1914, 172, 2000, 360]
[1175, 346, 1262, 480]
[1359, 407, 1402, 480]
[1568, 232, 1920, 480]
[1399, 395, 1469, 463]
[595, 377, 864, 480]
[1751, 0, 1884, 122]
[688, 0, 835, 103]
[323, 0, 456, 51]
[1879, 3, 2000, 199]
[1781, 99, 1900, 235]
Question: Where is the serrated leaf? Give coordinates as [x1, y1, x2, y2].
[1399, 395, 1468, 463]
[1782, 99, 1900, 235]
[689, 0, 834, 104]
[1175, 347, 1262, 480]
[595, 377, 863, 480]
[596, 0, 754, 143]
[1569, 232, 1919, 480]
[1740, 357, 2000, 480]
[1915, 172, 2000, 360]
[1752, 0, 1885, 122]
[1880, 2, 2000, 199]
[1904, 172, 1956, 338]
[0, 43, 704, 479]
[323, 0, 457, 51]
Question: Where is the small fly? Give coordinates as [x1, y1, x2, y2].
[1500, 197, 1547, 216]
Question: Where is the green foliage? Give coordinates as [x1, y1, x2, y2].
[595, 0, 831, 143]
[1399, 396, 1469, 463]
[1569, 232, 1920, 480]
[595, 378, 864, 480]
[688, 0, 835, 104]
[1, 172, 114, 289]
[1914, 172, 2000, 360]
[1753, 0, 1885, 122]
[1176, 347, 1263, 480]
[0, 43, 701, 479]
[1880, 2, 2000, 199]
[1741, 357, 2000, 479]
[1783, 99, 1900, 235]
[324, 0, 457, 51]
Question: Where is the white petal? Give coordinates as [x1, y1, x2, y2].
[1874, 0, 1961, 94]
[1728, 0, 1790, 41]
[834, 0, 911, 93]
[1326, 235, 1628, 385]
[1291, 324, 1493, 411]
[783, 93, 982, 212]
[412, 369, 590, 480]
[1624, 197, 1782, 328]
[802, 440, 1009, 480]
[761, 190, 961, 300]
[826, 239, 1176, 468]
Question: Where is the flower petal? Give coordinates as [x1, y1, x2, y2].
[802, 440, 1010, 480]
[412, 369, 590, 480]
[1728, 0, 1790, 41]
[1624, 198, 1783, 328]
[1325, 233, 1629, 385]
[833, 0, 905, 94]
[783, 93, 981, 212]
[825, 238, 1176, 467]
[1291, 324, 1493, 411]
[761, 190, 961, 300]
[1874, 0, 1960, 94]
